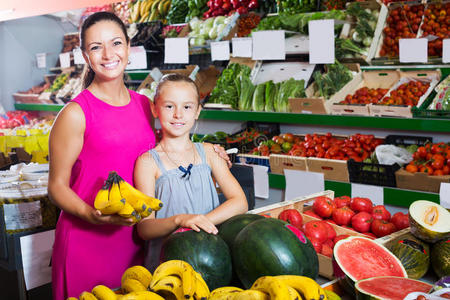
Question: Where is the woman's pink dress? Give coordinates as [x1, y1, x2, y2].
[51, 89, 155, 300]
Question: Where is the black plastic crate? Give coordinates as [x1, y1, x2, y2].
[347, 159, 401, 187]
[384, 135, 433, 146]
[226, 121, 280, 153]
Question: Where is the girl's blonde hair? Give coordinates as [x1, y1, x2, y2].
[154, 73, 200, 104]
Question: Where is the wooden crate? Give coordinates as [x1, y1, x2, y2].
[307, 157, 350, 182]
[269, 154, 307, 175]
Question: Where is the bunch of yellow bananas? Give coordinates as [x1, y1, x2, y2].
[209, 275, 329, 300]
[94, 171, 163, 223]
[150, 260, 210, 300]
[128, 0, 172, 24]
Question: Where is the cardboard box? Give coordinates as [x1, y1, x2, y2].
[269, 154, 307, 175]
[395, 168, 450, 193]
[369, 70, 441, 118]
[307, 157, 350, 182]
[289, 64, 362, 115]
[330, 70, 401, 116]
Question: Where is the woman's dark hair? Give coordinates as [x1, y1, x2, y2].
[154, 73, 200, 104]
[79, 12, 130, 89]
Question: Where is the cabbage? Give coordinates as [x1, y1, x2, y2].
[214, 16, 226, 27]
[189, 17, 201, 31]
[203, 17, 215, 29]
[209, 26, 219, 40]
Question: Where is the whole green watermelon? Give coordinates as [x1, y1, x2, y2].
[232, 218, 318, 289]
[160, 229, 232, 290]
[431, 238, 450, 278]
[390, 238, 430, 279]
[218, 214, 264, 248]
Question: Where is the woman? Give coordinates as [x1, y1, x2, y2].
[48, 11, 155, 299]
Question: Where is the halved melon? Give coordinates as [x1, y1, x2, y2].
[409, 200, 450, 243]
[333, 236, 407, 294]
[355, 276, 433, 300]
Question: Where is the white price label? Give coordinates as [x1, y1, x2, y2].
[309, 20, 335, 64]
[211, 41, 230, 61]
[164, 38, 189, 64]
[252, 30, 285, 60]
[399, 38, 428, 63]
[126, 46, 147, 70]
[59, 52, 71, 68]
[36, 53, 46, 69]
[72, 48, 86, 65]
[232, 37, 252, 58]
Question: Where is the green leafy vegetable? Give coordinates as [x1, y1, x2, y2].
[264, 80, 276, 112]
[312, 61, 353, 99]
[252, 84, 266, 112]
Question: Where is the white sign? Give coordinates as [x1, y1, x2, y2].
[440, 182, 450, 209]
[443, 39, 450, 63]
[232, 37, 252, 58]
[36, 53, 46, 69]
[309, 19, 335, 64]
[351, 183, 384, 206]
[126, 46, 147, 70]
[211, 41, 230, 61]
[72, 48, 86, 65]
[399, 38, 428, 63]
[59, 52, 71, 68]
[3, 201, 42, 230]
[20, 230, 54, 290]
[252, 30, 285, 60]
[284, 169, 324, 202]
[164, 38, 189, 64]
[252, 165, 269, 199]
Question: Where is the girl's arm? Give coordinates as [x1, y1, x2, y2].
[48, 103, 134, 226]
[204, 143, 248, 225]
[135, 152, 218, 240]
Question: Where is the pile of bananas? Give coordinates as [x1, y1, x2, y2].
[94, 171, 163, 223]
[128, 0, 172, 23]
[209, 275, 331, 300]
[68, 261, 210, 300]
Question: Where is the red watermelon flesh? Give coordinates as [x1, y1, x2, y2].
[334, 236, 407, 282]
[356, 276, 433, 300]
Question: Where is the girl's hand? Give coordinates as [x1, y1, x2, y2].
[88, 209, 136, 226]
[175, 214, 218, 234]
[213, 144, 232, 168]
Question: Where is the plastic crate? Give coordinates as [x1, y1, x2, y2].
[347, 159, 401, 187]
[412, 91, 450, 119]
[227, 121, 280, 153]
[384, 135, 433, 146]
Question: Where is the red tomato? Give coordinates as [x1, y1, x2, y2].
[372, 205, 391, 221]
[321, 221, 337, 240]
[312, 196, 336, 218]
[332, 206, 355, 226]
[278, 209, 303, 228]
[361, 232, 377, 239]
[351, 212, 374, 233]
[303, 221, 329, 243]
[391, 212, 409, 230]
[333, 234, 350, 244]
[350, 197, 374, 213]
[308, 237, 323, 253]
[321, 244, 333, 257]
[371, 219, 396, 238]
[303, 210, 323, 220]
[323, 239, 334, 249]
[334, 196, 351, 208]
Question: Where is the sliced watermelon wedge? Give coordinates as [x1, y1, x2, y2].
[355, 276, 433, 300]
[333, 236, 407, 282]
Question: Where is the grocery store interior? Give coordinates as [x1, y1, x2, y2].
[0, 0, 449, 299]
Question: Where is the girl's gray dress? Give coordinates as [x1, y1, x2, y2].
[144, 143, 220, 271]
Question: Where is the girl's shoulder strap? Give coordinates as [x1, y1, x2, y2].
[195, 143, 208, 165]
[148, 148, 167, 173]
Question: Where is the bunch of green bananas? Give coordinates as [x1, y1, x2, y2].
[209, 275, 330, 300]
[94, 171, 163, 223]
[128, 0, 172, 23]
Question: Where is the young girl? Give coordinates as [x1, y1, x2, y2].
[134, 74, 248, 270]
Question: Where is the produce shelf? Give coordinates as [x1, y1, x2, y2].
[200, 110, 450, 133]
[14, 103, 64, 111]
[268, 173, 440, 208]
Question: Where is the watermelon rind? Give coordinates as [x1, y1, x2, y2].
[409, 200, 450, 243]
[355, 276, 433, 300]
[431, 238, 450, 278]
[333, 236, 407, 295]
[389, 238, 430, 279]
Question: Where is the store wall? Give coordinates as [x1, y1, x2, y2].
[0, 15, 77, 111]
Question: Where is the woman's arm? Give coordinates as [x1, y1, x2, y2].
[204, 143, 248, 225]
[48, 103, 133, 226]
[135, 152, 218, 240]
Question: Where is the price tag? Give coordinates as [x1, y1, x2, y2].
[72, 48, 86, 65]
[443, 39, 450, 63]
[232, 37, 252, 58]
[440, 182, 450, 209]
[126, 46, 147, 70]
[164, 38, 189, 64]
[59, 52, 71, 68]
[284, 169, 324, 201]
[36, 53, 46, 69]
[308, 20, 335, 64]
[399, 38, 428, 63]
[211, 41, 230, 61]
[252, 30, 285, 60]
[351, 183, 384, 206]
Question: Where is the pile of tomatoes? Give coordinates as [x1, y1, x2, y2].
[340, 87, 389, 105]
[405, 142, 450, 176]
[379, 4, 424, 57]
[420, 2, 450, 57]
[378, 80, 430, 106]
